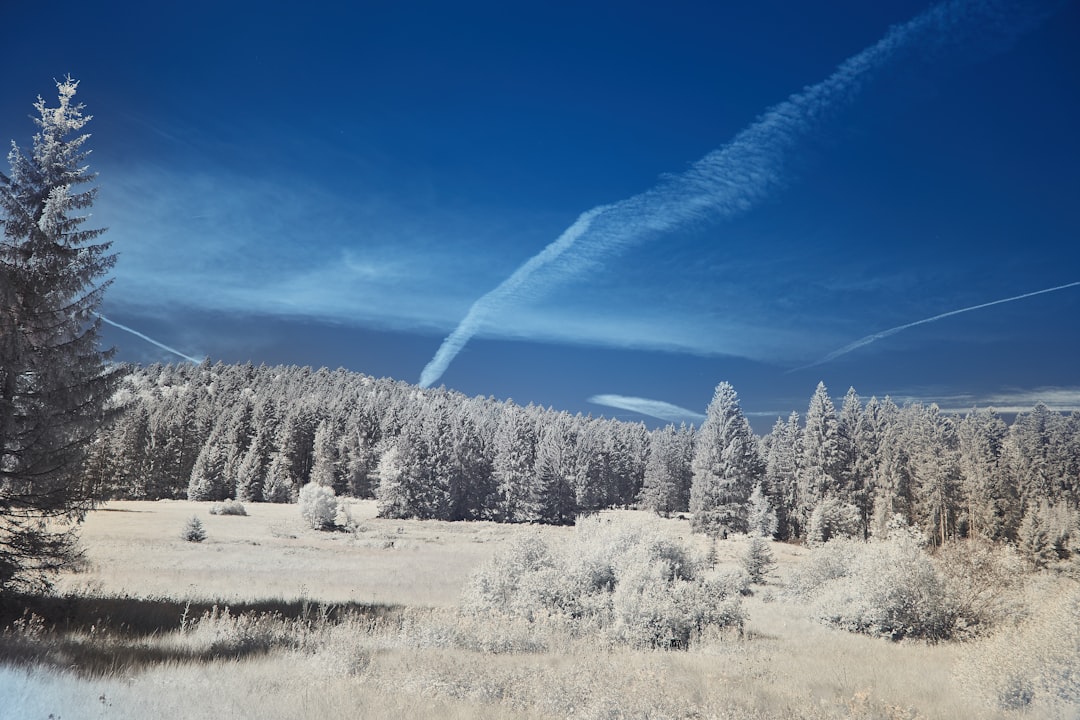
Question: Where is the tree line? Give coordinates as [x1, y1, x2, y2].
[89, 364, 1080, 560]
[679, 381, 1080, 566]
[89, 361, 657, 525]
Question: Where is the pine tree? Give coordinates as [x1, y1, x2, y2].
[797, 382, 844, 534]
[957, 408, 1014, 540]
[492, 405, 538, 522]
[533, 420, 577, 525]
[0, 78, 121, 592]
[309, 418, 340, 489]
[764, 412, 801, 539]
[689, 382, 764, 537]
[187, 426, 229, 501]
[639, 425, 685, 517]
[909, 404, 962, 546]
[746, 482, 778, 537]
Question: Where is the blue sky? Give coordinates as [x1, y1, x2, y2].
[4, 0, 1078, 431]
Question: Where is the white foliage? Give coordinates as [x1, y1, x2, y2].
[462, 516, 744, 649]
[298, 482, 339, 530]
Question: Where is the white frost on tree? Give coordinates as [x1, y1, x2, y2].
[689, 382, 764, 537]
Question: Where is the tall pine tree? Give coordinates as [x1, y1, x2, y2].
[689, 382, 764, 537]
[0, 78, 121, 592]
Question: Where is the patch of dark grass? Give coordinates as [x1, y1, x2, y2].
[0, 592, 401, 677]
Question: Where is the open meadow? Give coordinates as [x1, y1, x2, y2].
[1, 500, 1075, 720]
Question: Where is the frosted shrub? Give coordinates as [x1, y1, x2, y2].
[934, 539, 1026, 636]
[806, 496, 862, 545]
[791, 529, 958, 640]
[298, 482, 340, 530]
[462, 517, 744, 649]
[208, 499, 247, 516]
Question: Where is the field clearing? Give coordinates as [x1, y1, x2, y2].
[1, 501, 1067, 719]
[57, 499, 537, 606]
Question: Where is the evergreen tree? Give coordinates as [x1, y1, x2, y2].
[309, 418, 341, 489]
[910, 404, 962, 546]
[746, 482, 778, 537]
[261, 451, 294, 503]
[187, 423, 229, 501]
[492, 405, 538, 522]
[797, 382, 845, 533]
[957, 408, 1015, 540]
[639, 424, 688, 517]
[0, 78, 121, 592]
[235, 397, 276, 502]
[533, 420, 577, 525]
[764, 412, 801, 539]
[689, 382, 763, 537]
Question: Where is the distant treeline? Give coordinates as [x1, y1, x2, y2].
[88, 363, 1080, 560]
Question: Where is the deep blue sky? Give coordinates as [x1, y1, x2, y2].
[4, 0, 1078, 431]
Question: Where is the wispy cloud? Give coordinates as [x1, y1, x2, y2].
[888, 386, 1080, 415]
[588, 394, 706, 425]
[96, 166, 488, 333]
[790, 281, 1080, 372]
[418, 0, 1051, 388]
[97, 314, 205, 364]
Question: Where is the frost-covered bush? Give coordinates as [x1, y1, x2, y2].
[956, 579, 1080, 713]
[209, 499, 247, 516]
[462, 517, 744, 649]
[934, 539, 1026, 636]
[298, 482, 340, 530]
[806, 496, 862, 545]
[790, 528, 1026, 641]
[791, 527, 943, 640]
[181, 515, 206, 543]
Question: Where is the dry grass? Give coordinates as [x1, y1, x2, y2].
[2, 501, 1072, 719]
[57, 499, 533, 606]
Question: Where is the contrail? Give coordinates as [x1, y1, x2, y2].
[96, 313, 205, 364]
[419, 0, 1052, 388]
[789, 281, 1080, 372]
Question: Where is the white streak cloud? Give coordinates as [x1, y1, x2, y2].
[418, 0, 1049, 388]
[791, 280, 1080, 372]
[589, 394, 706, 425]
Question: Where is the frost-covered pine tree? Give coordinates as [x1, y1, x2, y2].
[690, 382, 764, 537]
[764, 412, 801, 539]
[187, 427, 229, 501]
[746, 482, 778, 538]
[492, 404, 538, 523]
[533, 419, 577, 525]
[639, 424, 693, 517]
[0, 78, 121, 592]
[797, 382, 844, 534]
